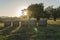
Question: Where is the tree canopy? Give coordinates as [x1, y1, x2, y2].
[27, 3, 44, 21]
[25, 3, 60, 21]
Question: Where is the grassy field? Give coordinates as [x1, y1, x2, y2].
[47, 20, 60, 25]
[0, 23, 4, 27]
[0, 20, 60, 40]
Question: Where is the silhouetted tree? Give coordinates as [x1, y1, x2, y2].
[44, 6, 53, 19]
[52, 7, 60, 21]
[27, 3, 44, 22]
[52, 8, 57, 21]
[56, 7, 60, 18]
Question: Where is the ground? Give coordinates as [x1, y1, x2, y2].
[0, 20, 60, 40]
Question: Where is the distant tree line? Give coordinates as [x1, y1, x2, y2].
[23, 3, 60, 21]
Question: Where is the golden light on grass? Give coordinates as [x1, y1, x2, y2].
[0, 23, 4, 27]
[47, 20, 60, 25]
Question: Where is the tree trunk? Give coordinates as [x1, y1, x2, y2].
[54, 17, 56, 21]
[36, 18, 40, 26]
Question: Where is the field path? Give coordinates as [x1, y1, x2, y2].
[10, 22, 21, 33]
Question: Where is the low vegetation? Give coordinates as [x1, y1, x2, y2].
[0, 20, 60, 40]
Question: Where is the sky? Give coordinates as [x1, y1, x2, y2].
[0, 0, 60, 17]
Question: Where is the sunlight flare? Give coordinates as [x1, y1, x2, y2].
[23, 11, 28, 15]
[16, 9, 22, 17]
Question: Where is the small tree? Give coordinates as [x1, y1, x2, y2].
[55, 7, 60, 18]
[52, 8, 57, 21]
[44, 6, 53, 19]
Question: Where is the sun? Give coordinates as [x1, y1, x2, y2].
[16, 7, 28, 17]
[16, 10, 28, 17]
[16, 9, 22, 17]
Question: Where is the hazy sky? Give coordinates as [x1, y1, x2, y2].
[0, 0, 60, 17]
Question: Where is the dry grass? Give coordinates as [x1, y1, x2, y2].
[47, 20, 60, 25]
[0, 23, 4, 27]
